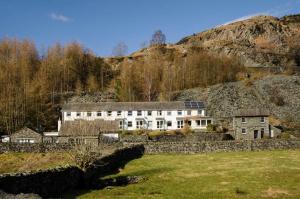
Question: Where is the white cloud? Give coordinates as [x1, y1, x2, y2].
[218, 0, 300, 27]
[50, 13, 71, 22]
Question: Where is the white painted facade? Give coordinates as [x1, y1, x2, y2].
[61, 102, 213, 131]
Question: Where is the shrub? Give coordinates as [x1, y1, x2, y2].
[207, 124, 218, 132]
[244, 79, 253, 87]
[278, 132, 291, 139]
[148, 131, 166, 138]
[71, 144, 101, 169]
[180, 124, 192, 135]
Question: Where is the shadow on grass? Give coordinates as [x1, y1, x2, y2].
[63, 167, 172, 198]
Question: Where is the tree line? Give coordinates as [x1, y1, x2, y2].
[0, 38, 114, 134]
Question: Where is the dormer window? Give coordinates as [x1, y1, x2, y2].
[128, 111, 132, 116]
[157, 110, 162, 116]
[137, 110, 142, 116]
[177, 110, 182, 116]
[117, 111, 122, 116]
[187, 110, 191, 116]
[242, 117, 246, 123]
[260, 117, 265, 123]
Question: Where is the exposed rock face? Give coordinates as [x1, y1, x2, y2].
[174, 75, 300, 123]
[106, 14, 300, 69]
[178, 15, 300, 67]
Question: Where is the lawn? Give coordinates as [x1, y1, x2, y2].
[0, 152, 73, 174]
[70, 150, 300, 199]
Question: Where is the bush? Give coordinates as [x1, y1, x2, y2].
[148, 131, 166, 138]
[207, 124, 218, 132]
[180, 124, 192, 135]
[278, 132, 291, 139]
[71, 144, 101, 169]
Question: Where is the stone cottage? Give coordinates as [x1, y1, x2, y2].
[233, 109, 270, 140]
[58, 119, 119, 146]
[10, 127, 42, 143]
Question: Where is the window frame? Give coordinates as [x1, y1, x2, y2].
[177, 110, 183, 116]
[136, 120, 144, 129]
[117, 111, 122, 116]
[87, 112, 92, 117]
[260, 117, 265, 123]
[157, 110, 162, 116]
[187, 110, 192, 116]
[167, 121, 172, 127]
[107, 111, 112, 117]
[66, 112, 71, 117]
[242, 128, 247, 134]
[241, 117, 246, 123]
[97, 111, 102, 117]
[76, 112, 81, 117]
[177, 120, 184, 129]
[127, 121, 133, 127]
[167, 111, 172, 116]
[128, 111, 133, 116]
[147, 111, 152, 116]
[137, 110, 142, 116]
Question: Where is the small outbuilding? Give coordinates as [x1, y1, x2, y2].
[10, 127, 42, 143]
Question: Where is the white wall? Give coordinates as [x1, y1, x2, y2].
[62, 109, 211, 131]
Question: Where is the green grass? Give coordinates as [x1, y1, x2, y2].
[0, 152, 74, 174]
[69, 150, 300, 199]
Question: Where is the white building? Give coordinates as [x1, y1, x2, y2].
[60, 101, 213, 131]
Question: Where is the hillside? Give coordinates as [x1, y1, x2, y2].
[106, 14, 300, 69]
[174, 75, 300, 128]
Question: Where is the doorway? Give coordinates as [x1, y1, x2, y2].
[254, 130, 258, 139]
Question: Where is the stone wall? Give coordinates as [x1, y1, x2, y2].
[124, 139, 300, 154]
[120, 132, 229, 143]
[0, 145, 145, 198]
[0, 143, 72, 153]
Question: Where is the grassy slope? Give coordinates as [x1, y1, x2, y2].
[72, 150, 300, 199]
[0, 152, 73, 174]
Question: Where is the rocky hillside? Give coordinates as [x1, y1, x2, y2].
[174, 75, 300, 127]
[106, 14, 300, 69]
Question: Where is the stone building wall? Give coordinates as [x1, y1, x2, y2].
[233, 116, 269, 140]
[10, 128, 42, 143]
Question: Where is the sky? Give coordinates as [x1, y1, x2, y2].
[0, 0, 300, 57]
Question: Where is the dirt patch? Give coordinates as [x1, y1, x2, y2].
[262, 187, 290, 198]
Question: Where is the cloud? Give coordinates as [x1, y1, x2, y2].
[218, 0, 300, 27]
[50, 13, 71, 22]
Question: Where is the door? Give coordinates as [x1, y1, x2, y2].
[254, 130, 258, 139]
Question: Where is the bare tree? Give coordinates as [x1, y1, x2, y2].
[112, 42, 128, 56]
[150, 30, 166, 45]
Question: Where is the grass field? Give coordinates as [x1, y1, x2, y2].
[0, 152, 73, 174]
[69, 150, 300, 199]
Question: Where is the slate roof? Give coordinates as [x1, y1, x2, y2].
[61, 101, 205, 111]
[59, 120, 119, 136]
[11, 127, 42, 138]
[234, 109, 270, 117]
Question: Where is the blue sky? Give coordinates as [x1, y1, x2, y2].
[0, 0, 300, 57]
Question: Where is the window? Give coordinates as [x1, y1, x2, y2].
[128, 111, 132, 116]
[147, 111, 152, 116]
[196, 120, 201, 126]
[260, 117, 265, 123]
[167, 121, 172, 127]
[157, 110, 162, 116]
[107, 111, 112, 116]
[177, 110, 182, 116]
[76, 112, 81, 117]
[66, 112, 71, 117]
[242, 117, 246, 123]
[87, 112, 92, 117]
[207, 120, 212, 125]
[97, 111, 102, 117]
[261, 128, 264, 138]
[117, 111, 122, 116]
[242, 128, 247, 134]
[198, 109, 202, 115]
[167, 111, 172, 116]
[148, 121, 153, 129]
[177, 120, 184, 129]
[128, 121, 133, 127]
[187, 110, 191, 115]
[157, 120, 164, 129]
[201, 120, 206, 126]
[137, 110, 142, 116]
[136, 121, 144, 129]
[119, 121, 123, 129]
